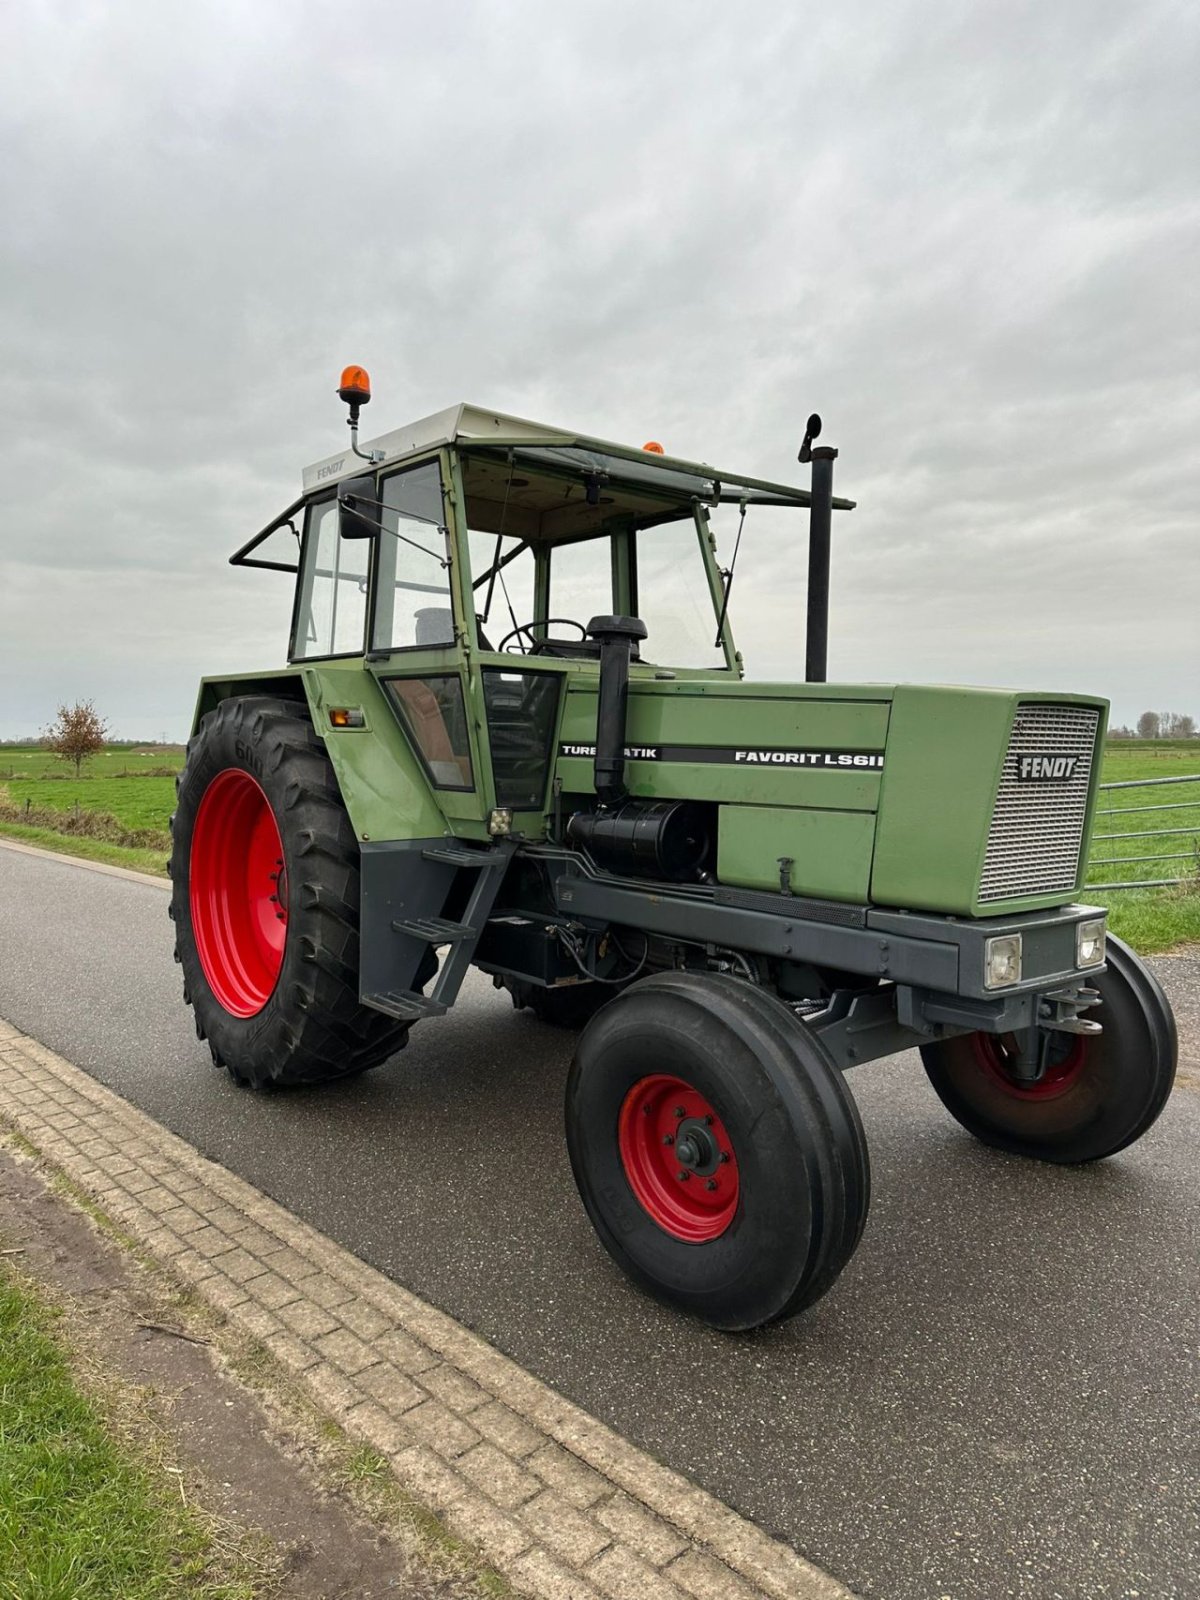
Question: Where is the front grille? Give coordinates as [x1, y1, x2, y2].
[978, 704, 1100, 904]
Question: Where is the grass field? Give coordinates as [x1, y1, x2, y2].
[0, 738, 1196, 952]
[0, 745, 182, 835]
[0, 1266, 254, 1598]
[0, 744, 184, 781]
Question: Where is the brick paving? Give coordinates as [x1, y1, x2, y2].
[0, 1016, 854, 1600]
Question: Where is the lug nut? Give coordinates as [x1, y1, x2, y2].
[705, 1179, 718, 1192]
[677, 1170, 690, 1182]
[662, 1134, 674, 1146]
[674, 1106, 685, 1118]
[719, 1152, 730, 1164]
[704, 1115, 714, 1126]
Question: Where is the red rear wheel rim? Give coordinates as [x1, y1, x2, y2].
[189, 769, 288, 1018]
[617, 1074, 740, 1242]
[971, 1032, 1088, 1101]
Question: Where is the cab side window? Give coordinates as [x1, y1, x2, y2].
[293, 499, 369, 659]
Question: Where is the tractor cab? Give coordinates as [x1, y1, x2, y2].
[231, 397, 849, 843]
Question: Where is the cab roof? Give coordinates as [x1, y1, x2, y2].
[300, 402, 854, 510]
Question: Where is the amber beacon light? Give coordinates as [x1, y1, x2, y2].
[338, 365, 382, 462]
[337, 365, 372, 406]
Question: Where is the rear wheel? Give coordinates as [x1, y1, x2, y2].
[565, 972, 870, 1331]
[169, 695, 420, 1089]
[920, 935, 1177, 1163]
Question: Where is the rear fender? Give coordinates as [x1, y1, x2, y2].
[190, 667, 448, 844]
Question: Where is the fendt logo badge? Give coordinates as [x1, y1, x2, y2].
[1017, 754, 1079, 783]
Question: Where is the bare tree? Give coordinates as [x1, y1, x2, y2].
[1178, 714, 1197, 739]
[1137, 710, 1160, 739]
[43, 700, 109, 777]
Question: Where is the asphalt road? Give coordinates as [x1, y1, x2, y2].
[1, 841, 1197, 1600]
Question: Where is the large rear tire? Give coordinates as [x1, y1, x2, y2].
[169, 695, 419, 1090]
[919, 935, 1177, 1163]
[565, 972, 870, 1331]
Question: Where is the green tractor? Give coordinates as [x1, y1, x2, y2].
[169, 370, 1177, 1331]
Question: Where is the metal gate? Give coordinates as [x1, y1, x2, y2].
[1086, 773, 1200, 893]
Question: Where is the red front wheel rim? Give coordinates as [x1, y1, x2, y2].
[971, 1032, 1088, 1101]
[617, 1074, 740, 1242]
[189, 769, 288, 1018]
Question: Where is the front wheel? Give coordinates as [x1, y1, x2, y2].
[920, 935, 1177, 1163]
[565, 972, 870, 1331]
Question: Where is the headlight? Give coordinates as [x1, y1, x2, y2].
[1076, 917, 1106, 968]
[984, 933, 1023, 989]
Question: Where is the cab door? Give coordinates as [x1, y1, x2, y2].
[365, 451, 489, 832]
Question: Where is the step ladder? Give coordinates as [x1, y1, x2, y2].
[361, 840, 515, 1026]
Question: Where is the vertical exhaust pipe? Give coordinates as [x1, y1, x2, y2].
[799, 413, 837, 684]
[585, 615, 648, 804]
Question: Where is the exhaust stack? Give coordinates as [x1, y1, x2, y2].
[799, 412, 837, 684]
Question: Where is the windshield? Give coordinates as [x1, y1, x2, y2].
[468, 530, 536, 649]
[458, 447, 736, 669]
[634, 518, 726, 670]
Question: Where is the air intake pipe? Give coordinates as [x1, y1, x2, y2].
[584, 614, 648, 803]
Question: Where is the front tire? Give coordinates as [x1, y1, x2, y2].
[919, 935, 1177, 1163]
[565, 972, 870, 1331]
[169, 695, 416, 1090]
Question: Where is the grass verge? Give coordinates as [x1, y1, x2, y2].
[1088, 883, 1200, 956]
[0, 1267, 260, 1600]
[0, 822, 168, 878]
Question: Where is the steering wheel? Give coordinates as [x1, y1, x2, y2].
[497, 618, 588, 654]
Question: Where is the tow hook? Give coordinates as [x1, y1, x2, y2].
[1039, 985, 1104, 1037]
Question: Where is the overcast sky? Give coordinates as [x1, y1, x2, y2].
[2, 0, 1196, 739]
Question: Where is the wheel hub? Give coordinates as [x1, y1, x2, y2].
[617, 1074, 740, 1242]
[673, 1117, 721, 1176]
[972, 1030, 1087, 1101]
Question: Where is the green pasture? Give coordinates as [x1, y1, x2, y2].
[0, 744, 182, 835]
[0, 774, 177, 831]
[1096, 739, 1200, 783]
[0, 743, 184, 778]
